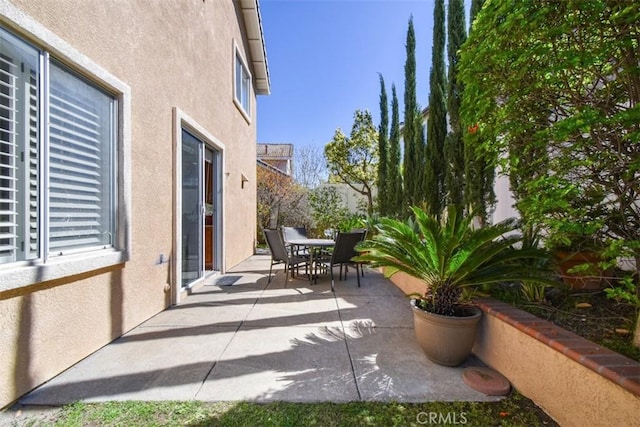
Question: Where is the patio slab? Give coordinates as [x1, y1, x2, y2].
[21, 325, 237, 405]
[17, 254, 501, 406]
[197, 325, 359, 402]
[337, 295, 414, 328]
[345, 327, 500, 402]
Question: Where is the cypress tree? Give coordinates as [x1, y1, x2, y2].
[415, 108, 426, 201]
[425, 0, 447, 217]
[402, 16, 421, 212]
[464, 0, 495, 222]
[470, 0, 484, 22]
[444, 0, 467, 210]
[377, 74, 389, 216]
[388, 84, 403, 217]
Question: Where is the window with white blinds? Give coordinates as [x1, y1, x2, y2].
[0, 26, 116, 265]
[234, 52, 251, 116]
[0, 29, 39, 264]
[48, 63, 114, 254]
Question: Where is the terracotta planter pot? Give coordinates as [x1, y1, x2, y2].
[411, 301, 482, 367]
[555, 250, 603, 290]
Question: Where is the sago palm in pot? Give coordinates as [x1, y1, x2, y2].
[354, 206, 551, 366]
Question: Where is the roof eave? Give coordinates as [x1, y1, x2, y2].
[239, 0, 271, 95]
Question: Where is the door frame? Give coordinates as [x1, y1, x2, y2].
[172, 107, 225, 304]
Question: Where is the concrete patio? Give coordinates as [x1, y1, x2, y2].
[18, 254, 499, 405]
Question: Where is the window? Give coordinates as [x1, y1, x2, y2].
[0, 26, 116, 265]
[234, 51, 251, 117]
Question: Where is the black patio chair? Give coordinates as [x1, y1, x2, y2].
[263, 229, 309, 284]
[280, 226, 309, 257]
[314, 230, 366, 291]
[350, 228, 368, 277]
[281, 226, 307, 241]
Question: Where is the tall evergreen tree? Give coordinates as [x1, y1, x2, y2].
[463, 0, 494, 222]
[444, 0, 467, 210]
[402, 16, 423, 212]
[377, 74, 389, 216]
[469, 0, 484, 22]
[388, 84, 403, 217]
[425, 0, 447, 217]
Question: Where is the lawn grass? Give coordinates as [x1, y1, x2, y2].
[25, 392, 557, 426]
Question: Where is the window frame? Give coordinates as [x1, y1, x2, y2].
[233, 43, 252, 122]
[0, 4, 131, 292]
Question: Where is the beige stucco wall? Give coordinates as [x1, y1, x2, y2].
[388, 272, 640, 426]
[387, 270, 427, 298]
[0, 0, 260, 408]
[474, 310, 640, 427]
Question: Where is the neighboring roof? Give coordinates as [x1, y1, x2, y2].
[256, 159, 290, 177]
[239, 0, 271, 95]
[256, 143, 293, 158]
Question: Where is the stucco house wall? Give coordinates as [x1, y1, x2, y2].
[0, 0, 267, 408]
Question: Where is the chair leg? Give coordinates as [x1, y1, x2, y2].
[268, 262, 274, 283]
[330, 265, 335, 292]
[313, 262, 317, 284]
[356, 263, 361, 287]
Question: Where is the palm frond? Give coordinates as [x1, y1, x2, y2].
[355, 206, 554, 313]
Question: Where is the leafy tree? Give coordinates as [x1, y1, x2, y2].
[444, 0, 467, 211]
[402, 16, 424, 211]
[324, 109, 379, 216]
[294, 145, 327, 188]
[388, 84, 404, 218]
[459, 0, 640, 345]
[377, 74, 390, 216]
[308, 186, 350, 234]
[256, 167, 310, 236]
[424, 0, 447, 218]
[463, 0, 494, 222]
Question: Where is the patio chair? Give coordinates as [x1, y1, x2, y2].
[314, 230, 366, 291]
[281, 226, 307, 240]
[263, 229, 309, 284]
[350, 228, 368, 277]
[332, 228, 368, 279]
[281, 226, 310, 257]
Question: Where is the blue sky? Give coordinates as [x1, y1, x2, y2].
[257, 0, 469, 150]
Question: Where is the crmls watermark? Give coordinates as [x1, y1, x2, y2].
[416, 411, 468, 425]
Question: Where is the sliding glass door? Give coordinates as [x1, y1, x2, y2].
[181, 129, 220, 288]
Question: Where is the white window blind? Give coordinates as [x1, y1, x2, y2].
[26, 70, 38, 258]
[0, 53, 18, 262]
[0, 25, 118, 269]
[0, 30, 39, 264]
[235, 53, 250, 114]
[48, 63, 114, 253]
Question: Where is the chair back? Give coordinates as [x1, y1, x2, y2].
[263, 229, 289, 262]
[331, 231, 366, 264]
[350, 228, 368, 240]
[281, 226, 307, 242]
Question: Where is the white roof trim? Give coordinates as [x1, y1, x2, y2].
[239, 0, 271, 95]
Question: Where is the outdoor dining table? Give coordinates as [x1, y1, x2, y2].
[286, 238, 335, 282]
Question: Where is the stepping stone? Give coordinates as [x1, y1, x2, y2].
[462, 367, 511, 396]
